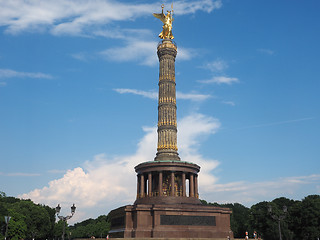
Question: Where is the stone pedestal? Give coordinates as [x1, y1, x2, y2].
[108, 203, 232, 238]
[109, 161, 232, 238]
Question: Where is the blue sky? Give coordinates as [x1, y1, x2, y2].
[0, 0, 319, 223]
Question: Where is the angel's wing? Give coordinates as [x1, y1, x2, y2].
[153, 13, 166, 24]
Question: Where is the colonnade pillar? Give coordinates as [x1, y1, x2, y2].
[170, 172, 175, 196]
[195, 174, 198, 198]
[148, 173, 152, 197]
[137, 175, 140, 198]
[137, 171, 199, 199]
[182, 172, 186, 197]
[159, 172, 163, 196]
[189, 174, 194, 197]
[140, 174, 145, 197]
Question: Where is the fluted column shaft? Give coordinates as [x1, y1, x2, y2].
[195, 174, 199, 198]
[140, 174, 145, 197]
[159, 171, 163, 196]
[148, 173, 152, 197]
[137, 175, 140, 198]
[171, 172, 175, 196]
[155, 40, 180, 161]
[182, 172, 186, 197]
[190, 174, 194, 197]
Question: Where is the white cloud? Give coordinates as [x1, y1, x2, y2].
[0, 1, 221, 66]
[258, 48, 275, 55]
[47, 169, 69, 174]
[202, 59, 229, 72]
[222, 101, 235, 106]
[236, 117, 315, 130]
[201, 174, 320, 206]
[178, 114, 220, 155]
[173, 0, 222, 15]
[177, 47, 198, 61]
[100, 41, 198, 66]
[100, 40, 158, 66]
[94, 28, 153, 41]
[1, 0, 152, 35]
[19, 112, 320, 222]
[178, 114, 221, 192]
[199, 76, 239, 85]
[199, 59, 239, 85]
[0, 68, 53, 79]
[0, 1, 222, 67]
[19, 113, 221, 223]
[114, 88, 158, 99]
[177, 91, 212, 101]
[0, 172, 41, 177]
[114, 88, 211, 101]
[70, 52, 89, 62]
[0, 0, 221, 35]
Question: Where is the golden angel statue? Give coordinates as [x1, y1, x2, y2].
[153, 4, 174, 39]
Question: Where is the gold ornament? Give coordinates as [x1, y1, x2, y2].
[153, 4, 174, 39]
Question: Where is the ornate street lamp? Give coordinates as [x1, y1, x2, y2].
[268, 205, 287, 240]
[4, 216, 11, 240]
[56, 204, 76, 240]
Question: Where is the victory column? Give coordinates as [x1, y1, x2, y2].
[108, 6, 232, 238]
[153, 4, 180, 161]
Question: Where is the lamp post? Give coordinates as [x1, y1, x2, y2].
[4, 216, 11, 240]
[56, 204, 76, 240]
[268, 205, 287, 240]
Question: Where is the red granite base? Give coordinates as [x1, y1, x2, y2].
[108, 203, 233, 238]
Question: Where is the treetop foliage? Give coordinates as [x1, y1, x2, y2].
[0, 194, 55, 240]
[201, 195, 320, 240]
[1, 192, 319, 240]
[0, 193, 110, 240]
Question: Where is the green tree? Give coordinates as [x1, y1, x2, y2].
[271, 197, 295, 240]
[69, 215, 110, 238]
[6, 212, 27, 240]
[201, 200, 250, 238]
[291, 195, 320, 240]
[10, 199, 55, 239]
[54, 219, 70, 239]
[249, 198, 295, 240]
[0, 192, 56, 240]
[227, 203, 250, 238]
[90, 215, 110, 238]
[249, 201, 274, 239]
